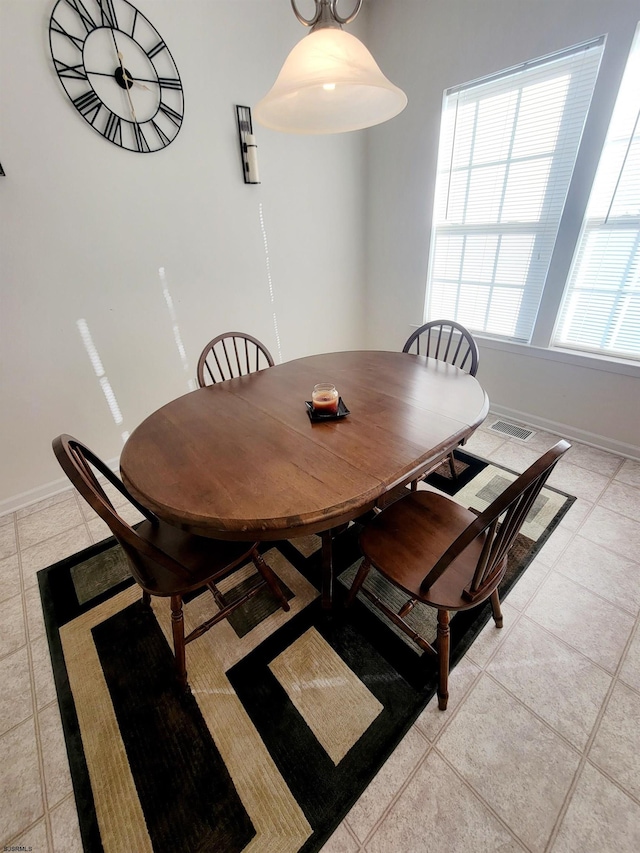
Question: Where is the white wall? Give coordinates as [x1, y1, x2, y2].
[364, 0, 640, 457]
[3, 0, 640, 513]
[0, 0, 368, 510]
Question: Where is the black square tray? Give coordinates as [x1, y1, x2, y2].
[305, 397, 350, 422]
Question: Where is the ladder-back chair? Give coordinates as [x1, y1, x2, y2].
[52, 434, 289, 692]
[346, 440, 570, 710]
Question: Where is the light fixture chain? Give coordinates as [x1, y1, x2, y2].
[290, 0, 362, 28]
[331, 0, 363, 26]
[290, 0, 322, 28]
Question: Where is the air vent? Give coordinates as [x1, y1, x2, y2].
[488, 420, 535, 441]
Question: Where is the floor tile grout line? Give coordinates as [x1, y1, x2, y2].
[18, 520, 94, 585]
[345, 738, 436, 848]
[433, 744, 535, 852]
[533, 524, 578, 573]
[335, 815, 363, 850]
[595, 500, 640, 528]
[505, 561, 556, 615]
[581, 754, 640, 809]
[559, 491, 600, 532]
[351, 671, 488, 851]
[543, 606, 640, 852]
[73, 489, 99, 544]
[414, 658, 485, 743]
[351, 659, 491, 848]
[465, 598, 528, 671]
[549, 561, 640, 619]
[560, 456, 626, 482]
[0, 631, 28, 663]
[575, 518, 640, 564]
[434, 543, 640, 851]
[45, 790, 79, 847]
[2, 816, 51, 852]
[18, 495, 92, 851]
[14, 513, 54, 853]
[0, 707, 37, 743]
[516, 604, 634, 678]
[480, 669, 590, 757]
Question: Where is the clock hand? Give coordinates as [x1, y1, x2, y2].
[87, 70, 153, 91]
[119, 57, 139, 123]
[109, 30, 138, 123]
[119, 63, 153, 92]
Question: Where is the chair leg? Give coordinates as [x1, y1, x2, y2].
[252, 551, 290, 612]
[206, 581, 229, 611]
[490, 589, 503, 628]
[448, 451, 457, 479]
[437, 609, 450, 710]
[346, 557, 372, 607]
[410, 479, 418, 492]
[170, 594, 189, 693]
[142, 590, 151, 608]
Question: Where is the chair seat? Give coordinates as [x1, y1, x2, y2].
[360, 491, 491, 611]
[135, 519, 257, 597]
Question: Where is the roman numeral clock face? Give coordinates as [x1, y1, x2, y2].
[49, 0, 183, 152]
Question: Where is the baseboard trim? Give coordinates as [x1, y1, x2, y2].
[488, 405, 640, 461]
[0, 456, 120, 518]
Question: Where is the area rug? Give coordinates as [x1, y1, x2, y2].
[39, 450, 574, 853]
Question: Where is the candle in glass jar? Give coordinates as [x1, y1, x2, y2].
[312, 383, 339, 414]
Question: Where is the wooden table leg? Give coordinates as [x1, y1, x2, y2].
[321, 530, 333, 610]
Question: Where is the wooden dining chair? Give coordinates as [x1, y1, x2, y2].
[52, 434, 290, 692]
[346, 440, 570, 710]
[403, 320, 480, 483]
[196, 332, 274, 387]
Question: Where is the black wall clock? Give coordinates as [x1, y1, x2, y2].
[49, 0, 184, 152]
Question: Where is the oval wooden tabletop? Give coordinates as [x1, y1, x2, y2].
[120, 351, 489, 539]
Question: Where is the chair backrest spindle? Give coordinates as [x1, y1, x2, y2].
[420, 440, 570, 600]
[403, 320, 479, 376]
[197, 332, 274, 387]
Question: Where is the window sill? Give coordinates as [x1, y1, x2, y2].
[474, 336, 640, 378]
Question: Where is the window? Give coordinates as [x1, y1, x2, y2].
[554, 26, 640, 361]
[425, 39, 604, 343]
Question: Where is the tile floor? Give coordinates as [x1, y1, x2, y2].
[1, 419, 640, 852]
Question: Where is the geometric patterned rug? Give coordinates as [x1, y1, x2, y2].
[38, 450, 574, 853]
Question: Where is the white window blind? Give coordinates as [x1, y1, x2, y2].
[555, 26, 640, 361]
[425, 39, 604, 343]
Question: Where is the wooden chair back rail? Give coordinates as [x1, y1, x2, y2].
[403, 320, 479, 376]
[55, 437, 198, 585]
[196, 332, 274, 387]
[420, 439, 569, 596]
[68, 441, 154, 522]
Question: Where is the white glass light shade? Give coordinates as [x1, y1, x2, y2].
[254, 28, 407, 134]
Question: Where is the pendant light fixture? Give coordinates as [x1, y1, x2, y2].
[254, 0, 407, 134]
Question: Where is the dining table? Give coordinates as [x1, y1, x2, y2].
[120, 350, 490, 608]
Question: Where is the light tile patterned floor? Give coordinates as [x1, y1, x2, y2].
[1, 421, 639, 852]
